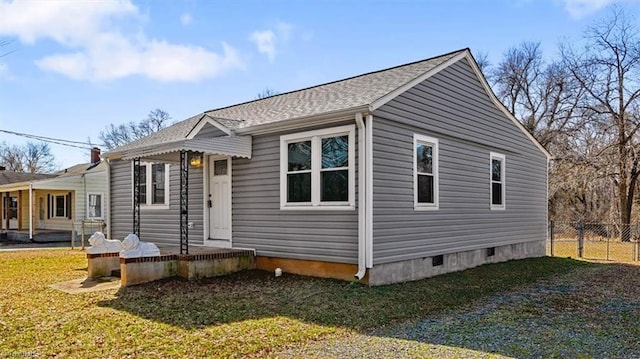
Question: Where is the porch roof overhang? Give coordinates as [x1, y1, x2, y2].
[120, 135, 252, 162]
[0, 182, 31, 192]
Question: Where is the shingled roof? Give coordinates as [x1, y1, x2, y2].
[109, 49, 466, 155]
[0, 171, 55, 186]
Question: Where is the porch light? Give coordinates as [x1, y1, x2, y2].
[189, 153, 203, 168]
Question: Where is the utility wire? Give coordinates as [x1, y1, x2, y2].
[0, 129, 106, 149]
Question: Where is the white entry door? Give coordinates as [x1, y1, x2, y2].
[208, 157, 231, 240]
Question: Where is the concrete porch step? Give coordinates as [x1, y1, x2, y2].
[88, 247, 256, 286]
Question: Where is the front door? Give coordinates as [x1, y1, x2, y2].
[7, 196, 18, 229]
[208, 157, 231, 240]
[38, 196, 46, 229]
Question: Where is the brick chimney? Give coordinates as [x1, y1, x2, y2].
[91, 147, 101, 164]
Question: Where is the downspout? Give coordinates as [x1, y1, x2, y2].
[105, 159, 112, 239]
[355, 113, 367, 280]
[28, 183, 33, 240]
[366, 115, 373, 267]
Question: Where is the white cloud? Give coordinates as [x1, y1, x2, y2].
[0, 0, 137, 45]
[180, 13, 192, 26]
[0, 0, 243, 82]
[249, 30, 276, 62]
[561, 0, 617, 19]
[249, 21, 294, 62]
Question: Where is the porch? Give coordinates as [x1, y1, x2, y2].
[87, 244, 255, 286]
[1, 229, 72, 243]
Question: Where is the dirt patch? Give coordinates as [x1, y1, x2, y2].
[50, 276, 121, 294]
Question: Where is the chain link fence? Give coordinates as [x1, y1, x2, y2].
[548, 221, 640, 262]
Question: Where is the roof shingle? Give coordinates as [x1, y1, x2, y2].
[109, 49, 465, 155]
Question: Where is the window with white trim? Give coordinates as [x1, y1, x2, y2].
[280, 125, 355, 209]
[133, 162, 170, 208]
[414, 134, 439, 210]
[87, 192, 104, 219]
[490, 152, 505, 210]
[52, 195, 66, 218]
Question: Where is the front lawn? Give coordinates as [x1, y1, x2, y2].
[0, 250, 597, 358]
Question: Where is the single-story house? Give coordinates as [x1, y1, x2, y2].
[0, 148, 108, 241]
[103, 48, 550, 285]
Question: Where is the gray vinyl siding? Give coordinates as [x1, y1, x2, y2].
[372, 58, 547, 265]
[232, 124, 359, 263]
[109, 159, 204, 245]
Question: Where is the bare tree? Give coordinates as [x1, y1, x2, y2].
[474, 50, 491, 74]
[492, 41, 584, 149]
[256, 88, 280, 99]
[562, 8, 640, 236]
[0, 141, 59, 173]
[99, 109, 172, 150]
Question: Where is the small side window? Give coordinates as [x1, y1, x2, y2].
[414, 134, 439, 210]
[490, 152, 506, 210]
[132, 162, 170, 208]
[87, 193, 104, 219]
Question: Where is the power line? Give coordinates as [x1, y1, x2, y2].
[0, 129, 106, 149]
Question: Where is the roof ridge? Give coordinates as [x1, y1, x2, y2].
[204, 48, 469, 115]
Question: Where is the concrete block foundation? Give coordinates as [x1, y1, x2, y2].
[119, 249, 255, 286]
[87, 252, 121, 278]
[177, 252, 255, 280]
[120, 255, 178, 286]
[368, 240, 546, 286]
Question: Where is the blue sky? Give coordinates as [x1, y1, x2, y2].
[1, 0, 639, 168]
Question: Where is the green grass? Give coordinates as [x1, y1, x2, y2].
[0, 250, 588, 358]
[548, 240, 639, 262]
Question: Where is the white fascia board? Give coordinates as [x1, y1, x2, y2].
[186, 114, 232, 138]
[462, 51, 551, 159]
[369, 49, 551, 160]
[369, 51, 468, 112]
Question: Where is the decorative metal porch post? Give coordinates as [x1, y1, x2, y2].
[132, 157, 141, 237]
[179, 150, 189, 254]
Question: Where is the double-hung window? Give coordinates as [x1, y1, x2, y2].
[490, 152, 505, 210]
[87, 193, 104, 219]
[280, 125, 355, 210]
[48, 193, 71, 219]
[53, 195, 66, 218]
[414, 134, 439, 210]
[133, 162, 170, 208]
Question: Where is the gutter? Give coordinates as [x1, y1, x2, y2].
[235, 105, 370, 136]
[354, 113, 367, 280]
[105, 159, 112, 239]
[365, 114, 373, 267]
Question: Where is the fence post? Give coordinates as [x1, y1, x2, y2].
[606, 223, 610, 261]
[635, 223, 639, 262]
[577, 220, 584, 258]
[549, 221, 555, 256]
[71, 222, 75, 250]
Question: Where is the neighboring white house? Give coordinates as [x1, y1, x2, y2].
[0, 148, 108, 240]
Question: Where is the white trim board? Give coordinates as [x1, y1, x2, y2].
[369, 49, 551, 160]
[186, 115, 232, 138]
[279, 124, 356, 210]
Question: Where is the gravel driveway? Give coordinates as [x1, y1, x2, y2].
[276, 262, 640, 358]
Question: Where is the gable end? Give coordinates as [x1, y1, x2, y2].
[370, 50, 550, 159]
